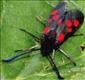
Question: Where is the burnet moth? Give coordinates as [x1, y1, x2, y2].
[2, 1, 84, 79]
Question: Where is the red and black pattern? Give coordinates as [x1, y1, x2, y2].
[43, 2, 66, 35]
[41, 2, 84, 56]
[2, 1, 84, 80]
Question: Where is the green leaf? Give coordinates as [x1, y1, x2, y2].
[1, 0, 85, 80]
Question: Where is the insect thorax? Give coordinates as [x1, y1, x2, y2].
[40, 34, 58, 56]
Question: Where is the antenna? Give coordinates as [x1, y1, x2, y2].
[2, 48, 40, 62]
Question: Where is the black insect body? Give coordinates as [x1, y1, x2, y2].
[2, 1, 84, 80]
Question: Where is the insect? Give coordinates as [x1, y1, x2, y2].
[2, 1, 84, 79]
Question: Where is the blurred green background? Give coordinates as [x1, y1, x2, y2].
[1, 0, 85, 80]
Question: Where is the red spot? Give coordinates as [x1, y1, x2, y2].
[73, 19, 79, 27]
[66, 20, 72, 28]
[43, 27, 50, 34]
[52, 15, 59, 21]
[51, 10, 58, 15]
[57, 33, 65, 44]
[57, 19, 62, 25]
[48, 18, 52, 23]
[67, 28, 72, 33]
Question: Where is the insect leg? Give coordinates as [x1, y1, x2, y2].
[14, 44, 39, 52]
[36, 16, 46, 26]
[2, 46, 40, 62]
[47, 55, 64, 79]
[58, 48, 76, 66]
[71, 33, 84, 37]
[20, 28, 40, 42]
[52, 49, 56, 61]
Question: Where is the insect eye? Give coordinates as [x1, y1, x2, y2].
[73, 19, 80, 27]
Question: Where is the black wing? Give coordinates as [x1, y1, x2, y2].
[47, 2, 67, 31]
